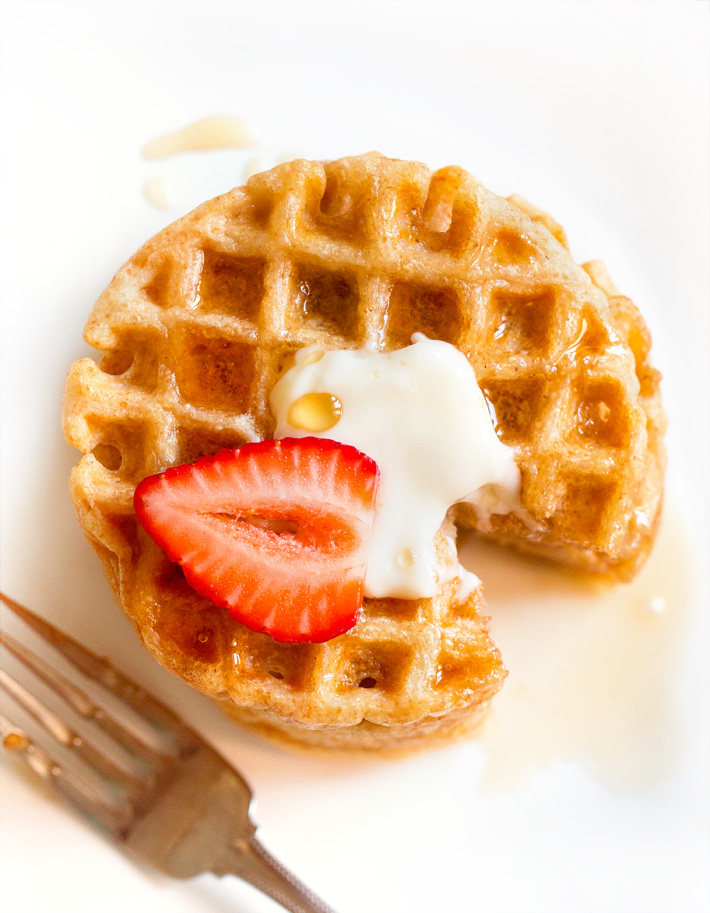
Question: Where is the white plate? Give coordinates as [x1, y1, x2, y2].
[1, 3, 708, 912]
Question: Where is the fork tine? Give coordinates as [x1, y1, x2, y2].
[0, 592, 195, 752]
[0, 626, 169, 767]
[0, 661, 143, 793]
[1, 594, 336, 913]
[0, 711, 131, 834]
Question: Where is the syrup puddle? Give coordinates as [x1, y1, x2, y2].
[459, 506, 693, 793]
[141, 115, 257, 159]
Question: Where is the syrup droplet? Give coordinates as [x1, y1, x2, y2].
[287, 393, 342, 432]
[143, 177, 174, 211]
[3, 732, 29, 752]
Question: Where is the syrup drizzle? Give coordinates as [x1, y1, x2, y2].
[142, 115, 257, 159]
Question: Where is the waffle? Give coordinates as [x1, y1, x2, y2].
[63, 153, 665, 751]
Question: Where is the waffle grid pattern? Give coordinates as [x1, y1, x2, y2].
[63, 153, 664, 748]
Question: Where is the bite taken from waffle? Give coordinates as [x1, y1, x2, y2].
[62, 153, 665, 752]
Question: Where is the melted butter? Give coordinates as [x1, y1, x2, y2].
[143, 177, 174, 210]
[461, 505, 694, 793]
[271, 339, 520, 599]
[142, 115, 257, 159]
[287, 392, 342, 432]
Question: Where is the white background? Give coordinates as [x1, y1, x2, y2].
[1, 2, 708, 912]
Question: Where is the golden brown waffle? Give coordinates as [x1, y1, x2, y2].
[63, 153, 665, 751]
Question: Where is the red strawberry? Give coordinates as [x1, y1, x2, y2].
[133, 438, 379, 643]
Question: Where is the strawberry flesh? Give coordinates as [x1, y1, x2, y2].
[133, 438, 379, 643]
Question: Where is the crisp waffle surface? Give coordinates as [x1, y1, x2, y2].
[63, 153, 665, 750]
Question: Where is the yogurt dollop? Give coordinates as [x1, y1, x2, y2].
[270, 337, 520, 599]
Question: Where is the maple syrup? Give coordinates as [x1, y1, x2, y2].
[3, 732, 29, 752]
[460, 505, 694, 792]
[142, 115, 256, 159]
[287, 392, 343, 432]
[143, 177, 174, 210]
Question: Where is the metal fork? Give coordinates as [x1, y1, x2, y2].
[0, 591, 337, 913]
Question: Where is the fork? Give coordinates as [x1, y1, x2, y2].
[0, 591, 337, 913]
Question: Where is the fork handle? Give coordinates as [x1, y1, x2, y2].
[214, 833, 338, 913]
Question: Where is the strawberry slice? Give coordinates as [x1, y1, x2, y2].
[133, 438, 379, 643]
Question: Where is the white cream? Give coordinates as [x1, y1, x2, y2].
[270, 337, 520, 599]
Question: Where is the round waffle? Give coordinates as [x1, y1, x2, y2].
[63, 153, 665, 751]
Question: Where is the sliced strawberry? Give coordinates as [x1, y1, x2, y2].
[133, 438, 379, 643]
